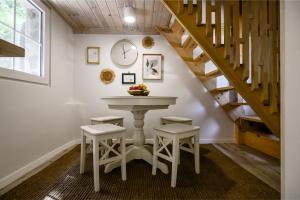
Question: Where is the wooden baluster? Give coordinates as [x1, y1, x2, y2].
[215, 0, 221, 47]
[188, 0, 193, 14]
[233, 0, 240, 69]
[177, 0, 184, 14]
[269, 0, 278, 113]
[251, 1, 259, 90]
[224, 0, 230, 58]
[242, 1, 249, 81]
[260, 1, 269, 103]
[276, 0, 280, 103]
[206, 0, 212, 36]
[196, 0, 202, 26]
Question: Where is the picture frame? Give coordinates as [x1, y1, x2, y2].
[122, 73, 136, 84]
[87, 47, 100, 64]
[142, 54, 163, 80]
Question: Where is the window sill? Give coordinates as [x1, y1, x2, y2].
[0, 67, 49, 85]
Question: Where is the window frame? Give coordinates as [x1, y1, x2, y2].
[0, 0, 50, 85]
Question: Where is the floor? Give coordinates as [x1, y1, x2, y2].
[0, 144, 279, 200]
[213, 143, 280, 192]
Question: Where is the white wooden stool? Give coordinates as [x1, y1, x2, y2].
[161, 116, 194, 162]
[80, 124, 127, 192]
[89, 116, 124, 154]
[152, 123, 200, 187]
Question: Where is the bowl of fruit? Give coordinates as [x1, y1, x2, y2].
[128, 84, 150, 96]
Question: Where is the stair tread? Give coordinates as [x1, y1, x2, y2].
[198, 69, 222, 80]
[240, 115, 262, 123]
[229, 102, 248, 106]
[214, 86, 235, 92]
[221, 102, 248, 111]
[210, 86, 235, 95]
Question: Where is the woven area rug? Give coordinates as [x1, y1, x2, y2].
[1, 145, 280, 200]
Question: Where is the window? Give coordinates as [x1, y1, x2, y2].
[0, 0, 50, 85]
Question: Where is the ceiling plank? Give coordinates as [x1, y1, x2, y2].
[60, 0, 89, 28]
[75, 27, 158, 35]
[95, 0, 116, 30]
[144, 0, 155, 31]
[75, 0, 101, 27]
[47, 0, 82, 31]
[152, 0, 164, 27]
[46, 0, 171, 34]
[71, 0, 96, 27]
[105, 0, 124, 31]
[133, 0, 145, 32]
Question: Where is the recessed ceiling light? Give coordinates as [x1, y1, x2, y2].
[123, 7, 136, 24]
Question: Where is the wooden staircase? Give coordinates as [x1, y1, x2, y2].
[159, 0, 280, 137]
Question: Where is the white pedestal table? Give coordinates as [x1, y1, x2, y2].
[101, 96, 177, 174]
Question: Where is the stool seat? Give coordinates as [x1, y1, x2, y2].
[90, 116, 123, 122]
[154, 124, 200, 135]
[161, 116, 192, 123]
[81, 124, 125, 136]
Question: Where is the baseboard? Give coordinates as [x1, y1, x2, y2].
[199, 139, 235, 144]
[0, 139, 80, 195]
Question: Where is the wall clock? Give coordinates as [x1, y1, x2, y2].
[111, 39, 138, 66]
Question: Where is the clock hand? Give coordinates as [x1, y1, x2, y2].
[122, 49, 131, 59]
[122, 44, 125, 59]
[122, 49, 131, 55]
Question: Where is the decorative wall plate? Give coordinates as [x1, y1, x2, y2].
[100, 68, 115, 84]
[111, 39, 138, 66]
[142, 36, 154, 49]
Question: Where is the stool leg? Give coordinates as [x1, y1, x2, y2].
[171, 138, 179, 187]
[194, 133, 200, 174]
[121, 135, 127, 181]
[93, 138, 100, 192]
[80, 131, 86, 174]
[178, 147, 180, 165]
[152, 133, 158, 175]
[188, 137, 194, 153]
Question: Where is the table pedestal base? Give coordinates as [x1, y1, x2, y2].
[104, 145, 169, 174]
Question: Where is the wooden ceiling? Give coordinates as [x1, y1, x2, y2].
[44, 0, 172, 34]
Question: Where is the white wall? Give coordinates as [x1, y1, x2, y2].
[281, 1, 300, 199]
[73, 34, 234, 143]
[0, 11, 76, 180]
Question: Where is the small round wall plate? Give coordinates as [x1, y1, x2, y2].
[142, 36, 154, 49]
[100, 68, 115, 84]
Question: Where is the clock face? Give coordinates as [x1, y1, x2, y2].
[111, 39, 138, 66]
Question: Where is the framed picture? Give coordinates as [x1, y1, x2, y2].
[87, 47, 100, 64]
[122, 73, 136, 84]
[142, 54, 163, 80]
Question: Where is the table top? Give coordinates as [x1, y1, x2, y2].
[102, 96, 177, 99]
[101, 96, 177, 108]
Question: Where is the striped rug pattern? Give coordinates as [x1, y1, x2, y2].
[1, 145, 279, 200]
